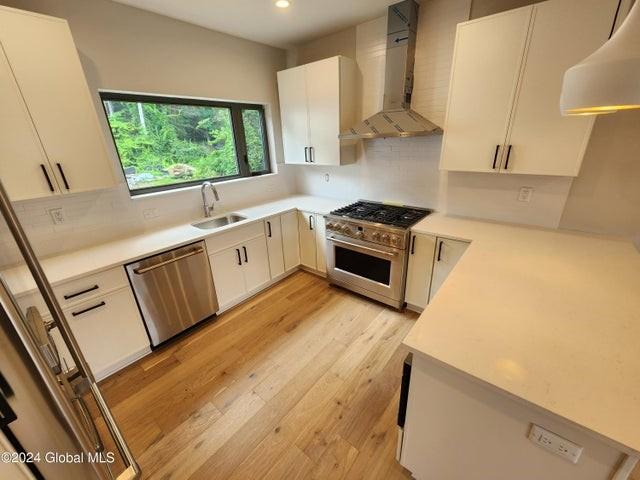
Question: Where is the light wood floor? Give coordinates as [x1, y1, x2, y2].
[97, 271, 416, 479]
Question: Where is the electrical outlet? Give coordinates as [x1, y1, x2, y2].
[529, 424, 583, 464]
[324, 173, 330, 183]
[518, 186, 534, 202]
[48, 208, 66, 225]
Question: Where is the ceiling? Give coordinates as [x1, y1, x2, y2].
[110, 0, 398, 48]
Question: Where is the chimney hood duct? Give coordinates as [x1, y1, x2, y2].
[340, 0, 442, 140]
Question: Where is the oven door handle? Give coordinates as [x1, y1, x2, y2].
[328, 237, 398, 258]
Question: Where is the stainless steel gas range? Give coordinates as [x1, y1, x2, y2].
[325, 201, 432, 309]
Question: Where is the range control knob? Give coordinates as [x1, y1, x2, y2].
[390, 235, 400, 247]
[372, 232, 381, 241]
[326, 222, 335, 230]
[355, 231, 364, 239]
[341, 224, 352, 234]
[381, 233, 390, 244]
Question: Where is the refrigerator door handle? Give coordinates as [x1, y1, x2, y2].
[0, 179, 141, 479]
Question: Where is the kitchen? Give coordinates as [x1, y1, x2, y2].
[0, 0, 638, 479]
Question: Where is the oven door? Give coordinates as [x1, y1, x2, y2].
[326, 234, 406, 305]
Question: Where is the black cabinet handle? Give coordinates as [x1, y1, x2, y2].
[437, 240, 444, 262]
[504, 145, 513, 170]
[71, 301, 106, 317]
[56, 163, 70, 190]
[308, 215, 313, 231]
[236, 248, 242, 266]
[310, 146, 315, 163]
[40, 164, 55, 192]
[243, 246, 248, 263]
[410, 235, 416, 255]
[63, 284, 99, 300]
[304, 147, 309, 163]
[267, 221, 272, 238]
[492, 145, 500, 170]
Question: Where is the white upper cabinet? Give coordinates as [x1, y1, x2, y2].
[0, 6, 116, 199]
[441, 7, 532, 174]
[277, 65, 310, 165]
[440, 0, 618, 176]
[277, 56, 357, 166]
[0, 45, 59, 200]
[504, 0, 618, 176]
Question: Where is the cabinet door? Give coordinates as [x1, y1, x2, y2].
[405, 234, 437, 309]
[440, 7, 533, 173]
[209, 248, 246, 310]
[0, 44, 59, 201]
[298, 210, 317, 270]
[277, 65, 310, 165]
[241, 236, 271, 294]
[281, 210, 301, 271]
[65, 288, 149, 378]
[0, 10, 115, 194]
[428, 238, 469, 302]
[314, 214, 327, 273]
[503, 0, 618, 176]
[306, 57, 340, 166]
[265, 216, 285, 279]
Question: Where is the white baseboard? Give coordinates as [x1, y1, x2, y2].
[95, 346, 151, 382]
[216, 267, 303, 315]
[405, 303, 424, 314]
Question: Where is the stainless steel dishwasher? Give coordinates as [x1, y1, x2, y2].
[126, 241, 218, 347]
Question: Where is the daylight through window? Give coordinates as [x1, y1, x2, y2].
[100, 92, 271, 195]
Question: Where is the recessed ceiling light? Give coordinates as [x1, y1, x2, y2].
[275, 0, 290, 8]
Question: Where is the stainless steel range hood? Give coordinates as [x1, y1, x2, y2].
[340, 0, 443, 140]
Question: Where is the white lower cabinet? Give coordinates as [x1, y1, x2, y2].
[265, 215, 285, 279]
[281, 210, 301, 272]
[18, 282, 150, 381]
[65, 287, 149, 379]
[242, 236, 271, 293]
[209, 247, 247, 309]
[209, 233, 271, 311]
[429, 238, 469, 302]
[297, 210, 327, 273]
[405, 234, 437, 310]
[404, 234, 469, 309]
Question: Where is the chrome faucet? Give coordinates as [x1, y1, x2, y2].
[201, 182, 220, 217]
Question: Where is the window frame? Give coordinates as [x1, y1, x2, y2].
[99, 91, 272, 196]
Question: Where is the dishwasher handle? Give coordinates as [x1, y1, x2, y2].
[133, 247, 205, 274]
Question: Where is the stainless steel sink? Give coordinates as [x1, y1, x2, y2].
[192, 214, 247, 230]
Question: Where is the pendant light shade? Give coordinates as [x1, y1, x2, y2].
[560, 1, 640, 116]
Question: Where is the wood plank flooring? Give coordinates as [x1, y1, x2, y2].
[97, 271, 416, 480]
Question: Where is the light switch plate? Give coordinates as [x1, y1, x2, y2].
[518, 187, 534, 202]
[529, 424, 583, 464]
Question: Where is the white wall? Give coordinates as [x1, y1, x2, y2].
[292, 0, 575, 229]
[0, 0, 295, 267]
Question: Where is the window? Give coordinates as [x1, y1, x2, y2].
[100, 92, 271, 195]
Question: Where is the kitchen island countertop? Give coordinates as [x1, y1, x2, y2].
[404, 213, 640, 455]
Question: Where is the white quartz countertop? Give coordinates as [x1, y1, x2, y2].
[1, 195, 349, 297]
[403, 214, 640, 454]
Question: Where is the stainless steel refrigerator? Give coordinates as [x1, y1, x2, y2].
[0, 180, 140, 480]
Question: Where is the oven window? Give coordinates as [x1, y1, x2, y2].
[334, 246, 391, 285]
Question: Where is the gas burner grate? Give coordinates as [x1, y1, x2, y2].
[330, 201, 431, 228]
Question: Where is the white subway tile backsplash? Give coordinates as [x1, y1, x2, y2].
[0, 167, 296, 268]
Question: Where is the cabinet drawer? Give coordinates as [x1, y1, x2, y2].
[205, 222, 264, 254]
[15, 266, 128, 316]
[65, 287, 149, 376]
[55, 267, 129, 308]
